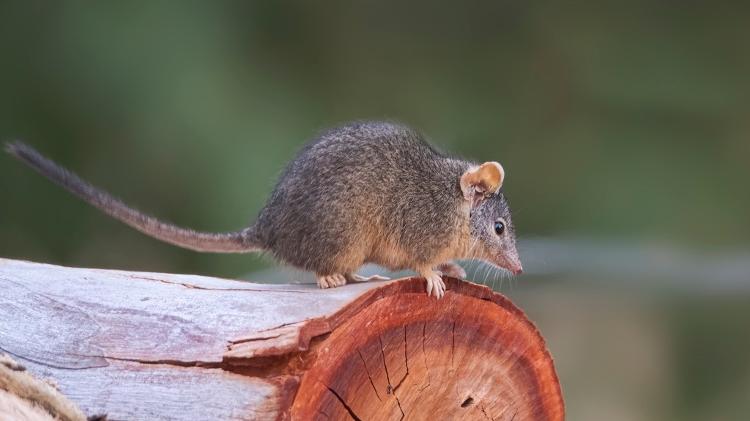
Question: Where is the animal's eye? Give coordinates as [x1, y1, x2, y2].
[494, 220, 505, 236]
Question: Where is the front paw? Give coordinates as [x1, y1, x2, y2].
[436, 261, 466, 279]
[422, 271, 446, 299]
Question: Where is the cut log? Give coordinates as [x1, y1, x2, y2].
[0, 258, 564, 420]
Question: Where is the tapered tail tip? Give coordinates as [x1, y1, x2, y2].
[5, 141, 43, 164]
[5, 140, 28, 157]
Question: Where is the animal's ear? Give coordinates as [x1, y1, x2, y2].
[460, 161, 504, 202]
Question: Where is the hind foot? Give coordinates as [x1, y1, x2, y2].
[316, 273, 347, 289]
[436, 261, 466, 279]
[347, 273, 391, 283]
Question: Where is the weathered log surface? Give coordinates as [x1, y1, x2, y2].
[0, 258, 564, 420]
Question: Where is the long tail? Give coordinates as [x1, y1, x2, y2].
[6, 141, 259, 253]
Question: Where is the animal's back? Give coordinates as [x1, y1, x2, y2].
[252, 121, 468, 274]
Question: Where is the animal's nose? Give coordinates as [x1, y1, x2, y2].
[513, 267, 523, 276]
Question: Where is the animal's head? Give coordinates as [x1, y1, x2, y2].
[461, 162, 522, 275]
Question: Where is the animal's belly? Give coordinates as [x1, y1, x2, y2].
[366, 244, 412, 271]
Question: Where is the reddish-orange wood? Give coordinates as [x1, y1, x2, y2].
[291, 279, 563, 420]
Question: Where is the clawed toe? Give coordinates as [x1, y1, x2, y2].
[316, 275, 330, 289]
[316, 274, 348, 289]
[421, 270, 446, 299]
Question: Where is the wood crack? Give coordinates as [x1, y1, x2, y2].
[392, 327, 409, 393]
[324, 384, 362, 421]
[76, 354, 222, 369]
[357, 349, 382, 401]
[125, 274, 313, 293]
[227, 333, 283, 346]
[451, 320, 456, 367]
[0, 347, 107, 371]
[257, 319, 309, 333]
[480, 404, 494, 420]
[419, 321, 431, 392]
[378, 335, 405, 420]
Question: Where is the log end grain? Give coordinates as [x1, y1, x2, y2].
[289, 278, 564, 420]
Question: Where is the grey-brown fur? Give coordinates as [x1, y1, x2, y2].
[6, 121, 521, 297]
[252, 122, 470, 272]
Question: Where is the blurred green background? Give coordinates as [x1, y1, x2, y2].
[1, 2, 749, 420]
